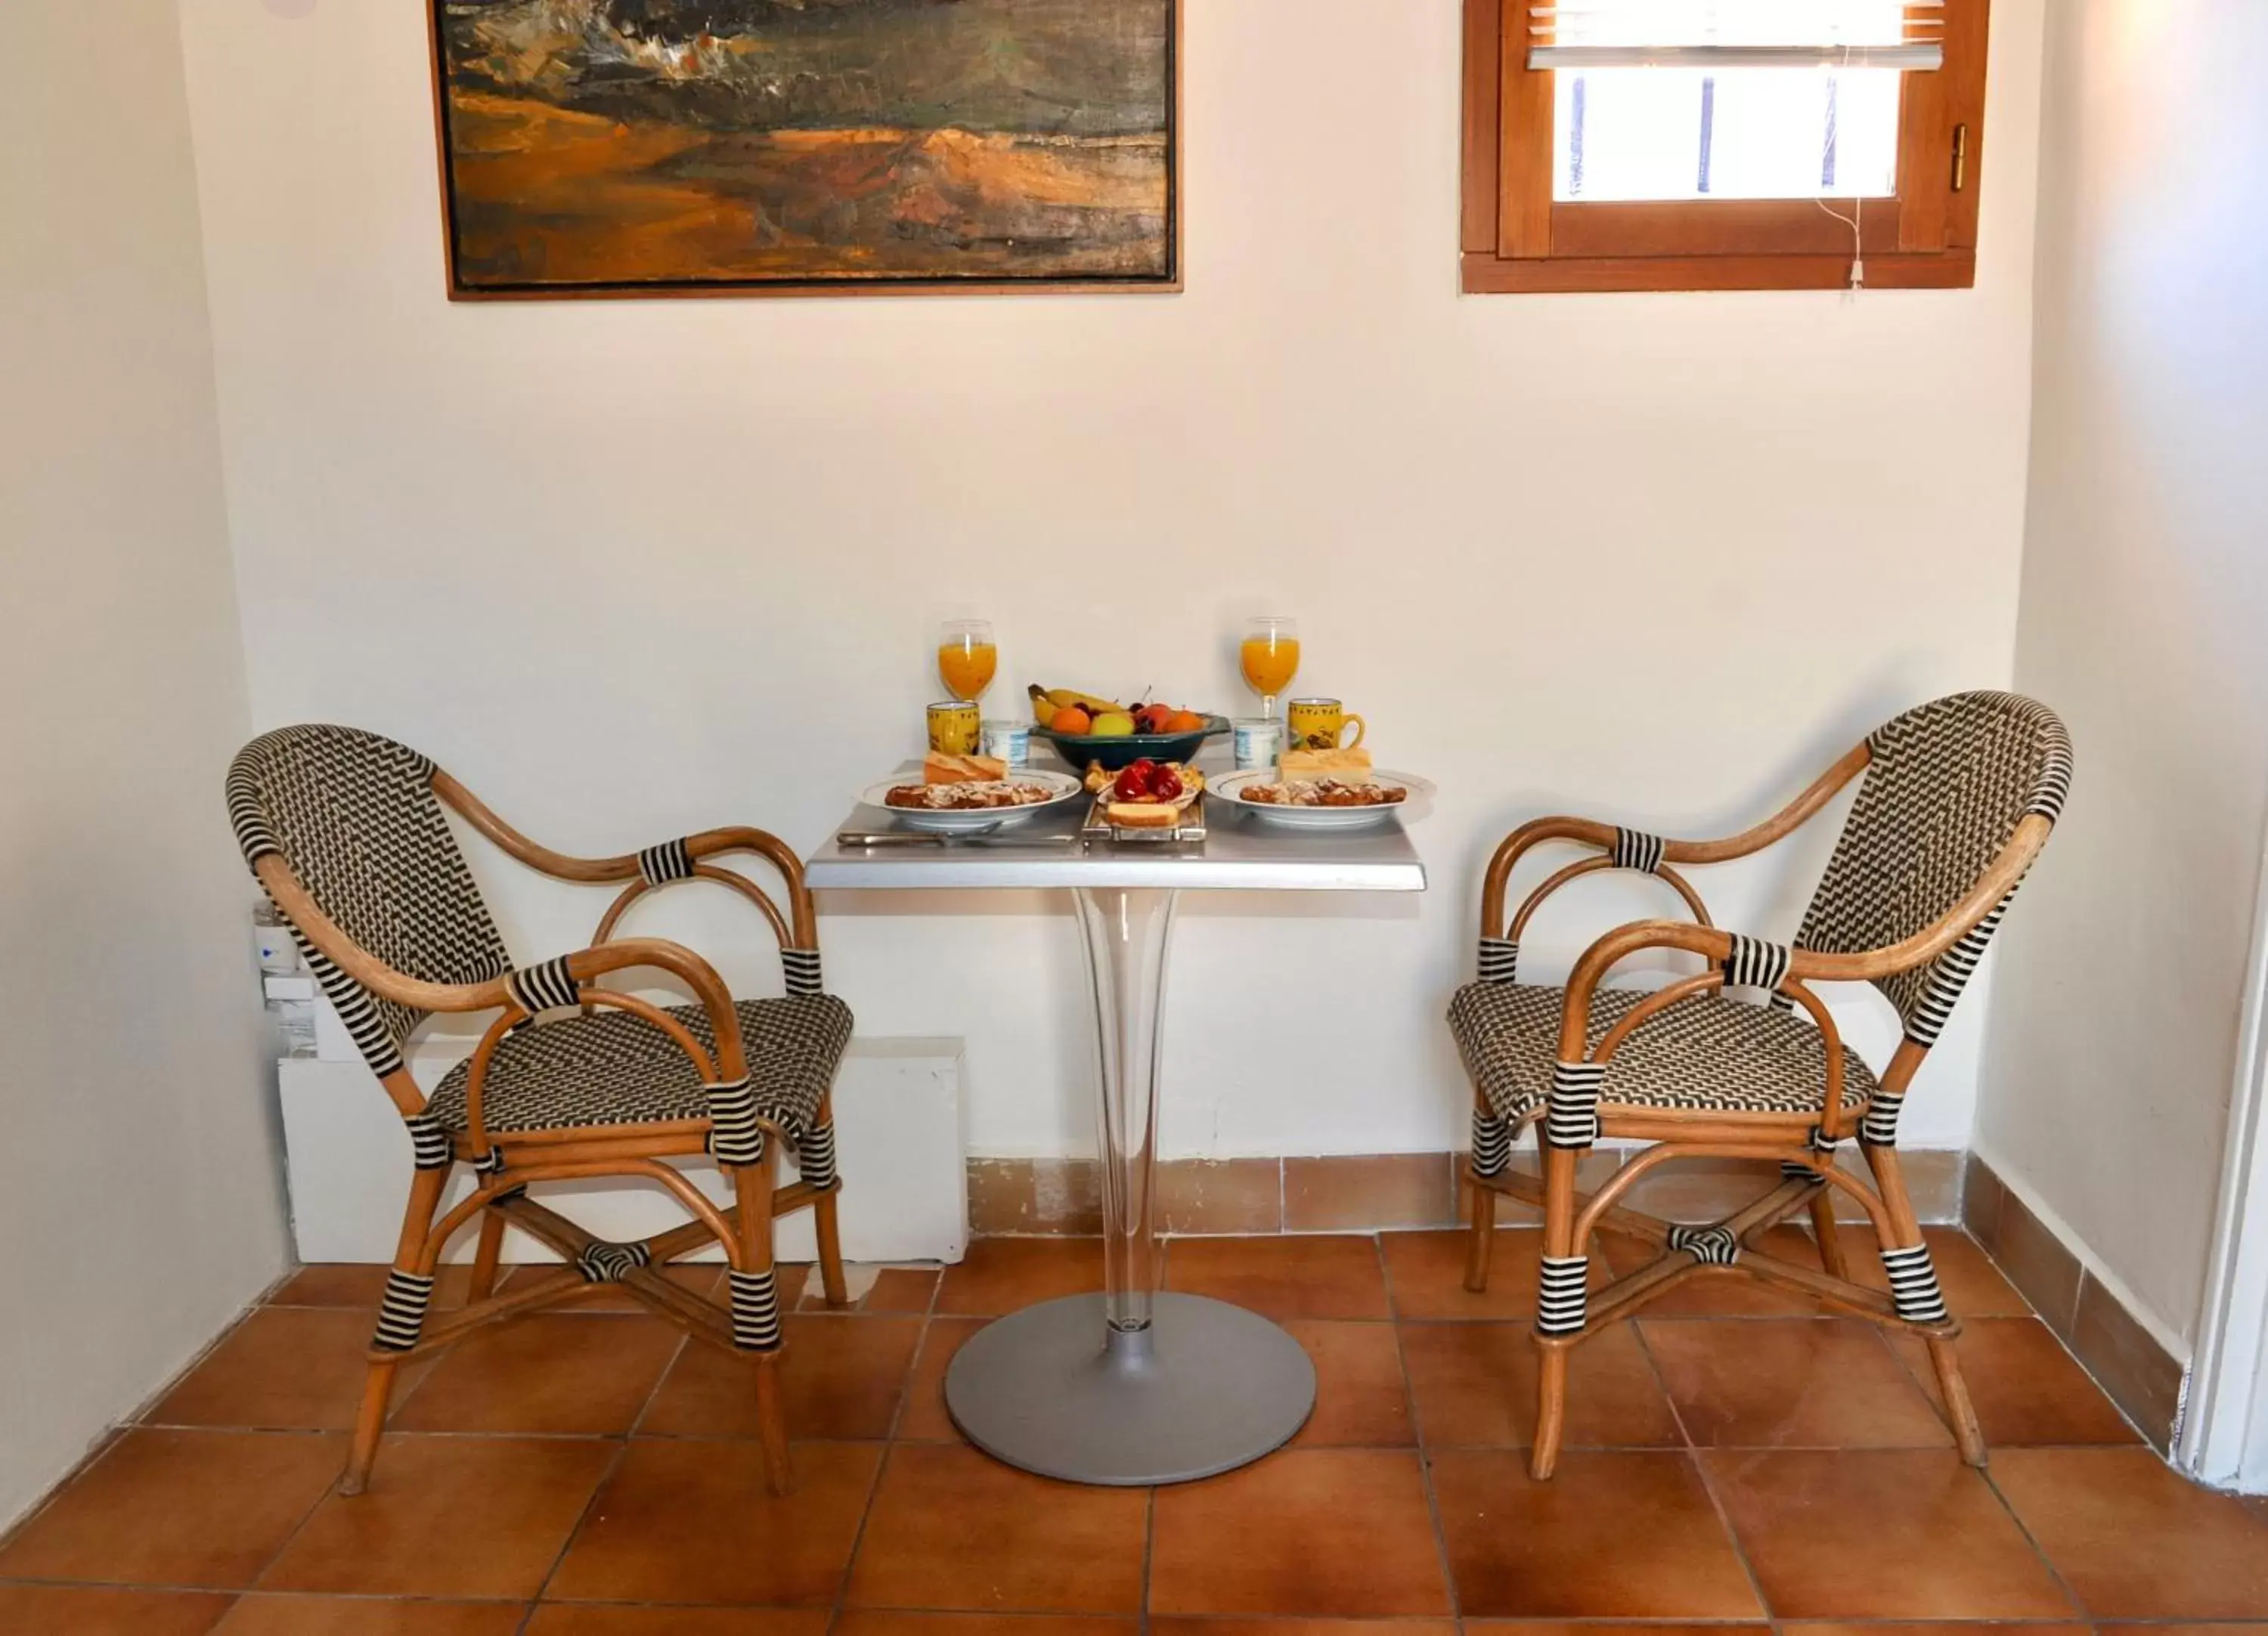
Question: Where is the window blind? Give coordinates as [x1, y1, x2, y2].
[1529, 1, 1944, 71]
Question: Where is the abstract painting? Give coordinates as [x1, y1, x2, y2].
[429, 0, 1178, 297]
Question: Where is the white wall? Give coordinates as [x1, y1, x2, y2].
[176, 0, 2043, 1165]
[1980, 0, 2268, 1352]
[0, 2, 287, 1527]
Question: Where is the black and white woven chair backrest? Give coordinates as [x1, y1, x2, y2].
[228, 725, 511, 1077]
[1793, 692, 2071, 1048]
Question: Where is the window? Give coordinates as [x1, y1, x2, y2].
[1462, 0, 1989, 293]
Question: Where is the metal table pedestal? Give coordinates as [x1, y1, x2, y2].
[805, 792, 1424, 1486]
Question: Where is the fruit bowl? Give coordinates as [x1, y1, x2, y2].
[1031, 713, 1231, 773]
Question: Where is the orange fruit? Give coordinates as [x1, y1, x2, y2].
[1050, 706, 1092, 735]
[1165, 709, 1205, 733]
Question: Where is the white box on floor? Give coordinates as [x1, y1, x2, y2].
[275, 1033, 966, 1266]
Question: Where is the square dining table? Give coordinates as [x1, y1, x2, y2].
[803, 765, 1427, 1486]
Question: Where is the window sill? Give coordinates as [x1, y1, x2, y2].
[1460, 249, 1976, 294]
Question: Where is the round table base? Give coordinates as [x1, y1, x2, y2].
[944, 1292, 1316, 1486]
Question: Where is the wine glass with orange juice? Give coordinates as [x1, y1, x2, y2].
[937, 619, 998, 708]
[1240, 617, 1300, 719]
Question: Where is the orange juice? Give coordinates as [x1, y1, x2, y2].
[937, 640, 997, 702]
[1239, 634, 1300, 699]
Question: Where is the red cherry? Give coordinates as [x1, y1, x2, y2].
[1151, 767, 1184, 801]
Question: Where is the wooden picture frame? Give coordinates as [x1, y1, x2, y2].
[427, 0, 1182, 301]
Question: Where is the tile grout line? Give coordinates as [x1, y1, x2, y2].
[824, 1250, 944, 1632]
[1379, 1229, 1465, 1623]
[1631, 1316, 1778, 1630]
[515, 1265, 704, 1629]
[1977, 1461, 2092, 1622]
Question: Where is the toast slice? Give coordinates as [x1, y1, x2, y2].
[1279, 746, 1373, 783]
[1106, 800, 1182, 829]
[925, 751, 1009, 785]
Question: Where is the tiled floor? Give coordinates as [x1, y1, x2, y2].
[6, 1228, 2268, 1634]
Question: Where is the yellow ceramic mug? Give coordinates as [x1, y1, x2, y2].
[927, 700, 983, 757]
[1286, 698, 1366, 753]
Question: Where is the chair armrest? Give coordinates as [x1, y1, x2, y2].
[1479, 741, 1871, 935]
[254, 854, 749, 1077]
[1555, 919, 1734, 1058]
[432, 772, 818, 955]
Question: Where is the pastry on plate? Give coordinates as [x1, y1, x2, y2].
[885, 779, 1052, 810]
[1239, 777, 1406, 807]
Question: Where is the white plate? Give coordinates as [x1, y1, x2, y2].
[857, 769, 1083, 834]
[1211, 769, 1431, 831]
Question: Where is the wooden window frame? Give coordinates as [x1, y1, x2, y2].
[1461, 0, 1989, 293]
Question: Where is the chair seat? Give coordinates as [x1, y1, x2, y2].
[426, 995, 853, 1151]
[1448, 981, 1875, 1125]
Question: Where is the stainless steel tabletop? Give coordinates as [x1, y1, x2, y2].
[804, 786, 1427, 893]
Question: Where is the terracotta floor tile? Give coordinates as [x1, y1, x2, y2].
[1885, 1317, 2139, 1445]
[1601, 1226, 1824, 1318]
[268, 1264, 482, 1309]
[1165, 1235, 1390, 1321]
[1703, 1449, 2074, 1618]
[847, 1442, 1145, 1613]
[937, 1240, 1101, 1316]
[1149, 1449, 1449, 1616]
[1384, 1227, 1622, 1321]
[1464, 1625, 1767, 1636]
[1285, 1320, 1413, 1446]
[1991, 1445, 2268, 1618]
[0, 1584, 233, 1634]
[1786, 1626, 2088, 1636]
[0, 1429, 343, 1588]
[214, 1596, 528, 1634]
[899, 1317, 985, 1441]
[1401, 1320, 1680, 1449]
[259, 1435, 615, 1599]
[857, 1266, 941, 1312]
[527, 1609, 833, 1634]
[838, 1617, 1136, 1636]
[639, 1314, 922, 1440]
[1431, 1449, 1759, 1618]
[145, 1307, 431, 1433]
[1157, 1624, 1455, 1636]
[1641, 1318, 1951, 1448]
[548, 1439, 877, 1606]
[389, 1315, 683, 1435]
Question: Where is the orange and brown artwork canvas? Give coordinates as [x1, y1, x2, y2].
[431, 0, 1178, 297]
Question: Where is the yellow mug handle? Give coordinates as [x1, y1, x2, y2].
[1340, 714, 1366, 751]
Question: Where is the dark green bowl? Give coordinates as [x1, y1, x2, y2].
[1030, 713, 1232, 773]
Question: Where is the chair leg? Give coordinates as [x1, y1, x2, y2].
[1464, 1172, 1497, 1294]
[1809, 1190, 1849, 1280]
[342, 1165, 446, 1497]
[729, 1153, 795, 1495]
[1863, 1140, 1987, 1467]
[468, 1209, 507, 1302]
[1530, 1142, 1582, 1481]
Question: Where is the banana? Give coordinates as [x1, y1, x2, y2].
[1048, 686, 1123, 715]
[1031, 684, 1125, 724]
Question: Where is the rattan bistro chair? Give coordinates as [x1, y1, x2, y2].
[1448, 692, 2071, 1479]
[228, 725, 854, 1496]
